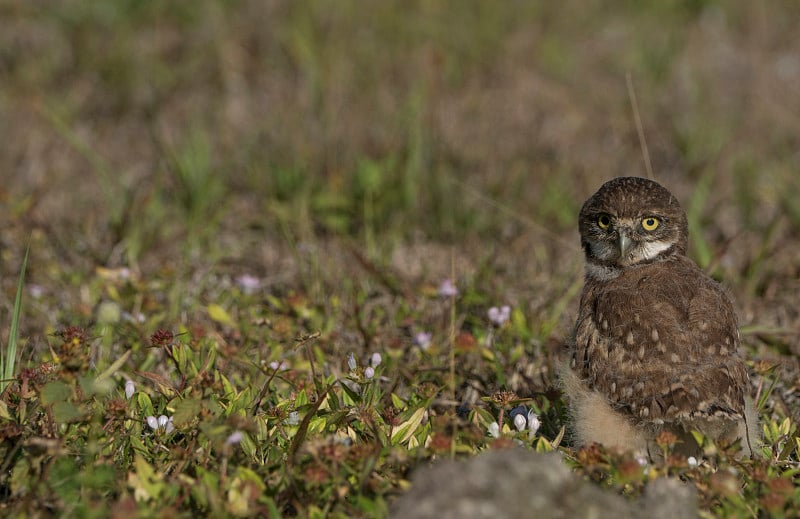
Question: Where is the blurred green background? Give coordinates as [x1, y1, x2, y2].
[1, 0, 798, 343]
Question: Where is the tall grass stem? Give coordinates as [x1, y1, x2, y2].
[1, 244, 29, 394]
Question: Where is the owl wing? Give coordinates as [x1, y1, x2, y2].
[574, 257, 748, 422]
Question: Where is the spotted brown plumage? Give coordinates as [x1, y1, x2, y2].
[561, 177, 758, 458]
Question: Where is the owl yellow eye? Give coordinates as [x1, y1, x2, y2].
[597, 215, 611, 229]
[641, 217, 659, 231]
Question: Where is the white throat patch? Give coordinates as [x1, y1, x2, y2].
[634, 240, 673, 262]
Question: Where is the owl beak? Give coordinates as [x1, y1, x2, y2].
[617, 232, 632, 259]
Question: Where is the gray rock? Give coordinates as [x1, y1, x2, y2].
[390, 449, 697, 519]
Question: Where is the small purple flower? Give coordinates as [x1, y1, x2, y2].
[438, 279, 459, 298]
[225, 430, 244, 446]
[487, 305, 511, 326]
[347, 352, 357, 371]
[268, 360, 288, 371]
[285, 411, 300, 426]
[414, 331, 432, 351]
[364, 367, 375, 379]
[370, 352, 382, 368]
[125, 380, 136, 400]
[236, 274, 262, 295]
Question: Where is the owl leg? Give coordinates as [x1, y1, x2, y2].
[741, 396, 760, 458]
[673, 396, 759, 459]
[559, 363, 649, 454]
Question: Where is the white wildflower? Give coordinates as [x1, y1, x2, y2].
[236, 274, 261, 295]
[125, 380, 135, 400]
[146, 416, 158, 430]
[268, 360, 288, 371]
[527, 409, 541, 436]
[147, 414, 175, 434]
[414, 332, 432, 351]
[488, 305, 511, 326]
[438, 279, 459, 298]
[514, 413, 527, 432]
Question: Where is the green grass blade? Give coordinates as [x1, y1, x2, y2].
[1, 244, 29, 394]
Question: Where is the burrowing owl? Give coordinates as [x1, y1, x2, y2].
[561, 177, 758, 458]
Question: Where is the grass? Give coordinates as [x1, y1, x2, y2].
[1, 1, 800, 517]
[0, 245, 28, 396]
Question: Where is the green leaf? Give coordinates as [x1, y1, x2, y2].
[52, 401, 82, 422]
[535, 436, 554, 452]
[323, 409, 349, 428]
[79, 375, 115, 396]
[41, 381, 72, 404]
[288, 385, 332, 460]
[220, 373, 235, 395]
[390, 407, 426, 446]
[129, 455, 164, 502]
[472, 406, 496, 428]
[295, 388, 309, 407]
[340, 380, 361, 406]
[96, 350, 132, 381]
[0, 399, 12, 420]
[551, 425, 565, 449]
[234, 466, 265, 490]
[129, 434, 148, 456]
[390, 393, 406, 410]
[84, 464, 116, 490]
[308, 415, 327, 435]
[49, 457, 79, 503]
[136, 392, 155, 417]
[10, 457, 31, 496]
[207, 303, 236, 328]
[193, 467, 217, 510]
[173, 398, 202, 427]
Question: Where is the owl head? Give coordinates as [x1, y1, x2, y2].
[579, 177, 688, 271]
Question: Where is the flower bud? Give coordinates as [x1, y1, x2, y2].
[527, 410, 541, 436]
[514, 413, 527, 431]
[125, 380, 135, 400]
